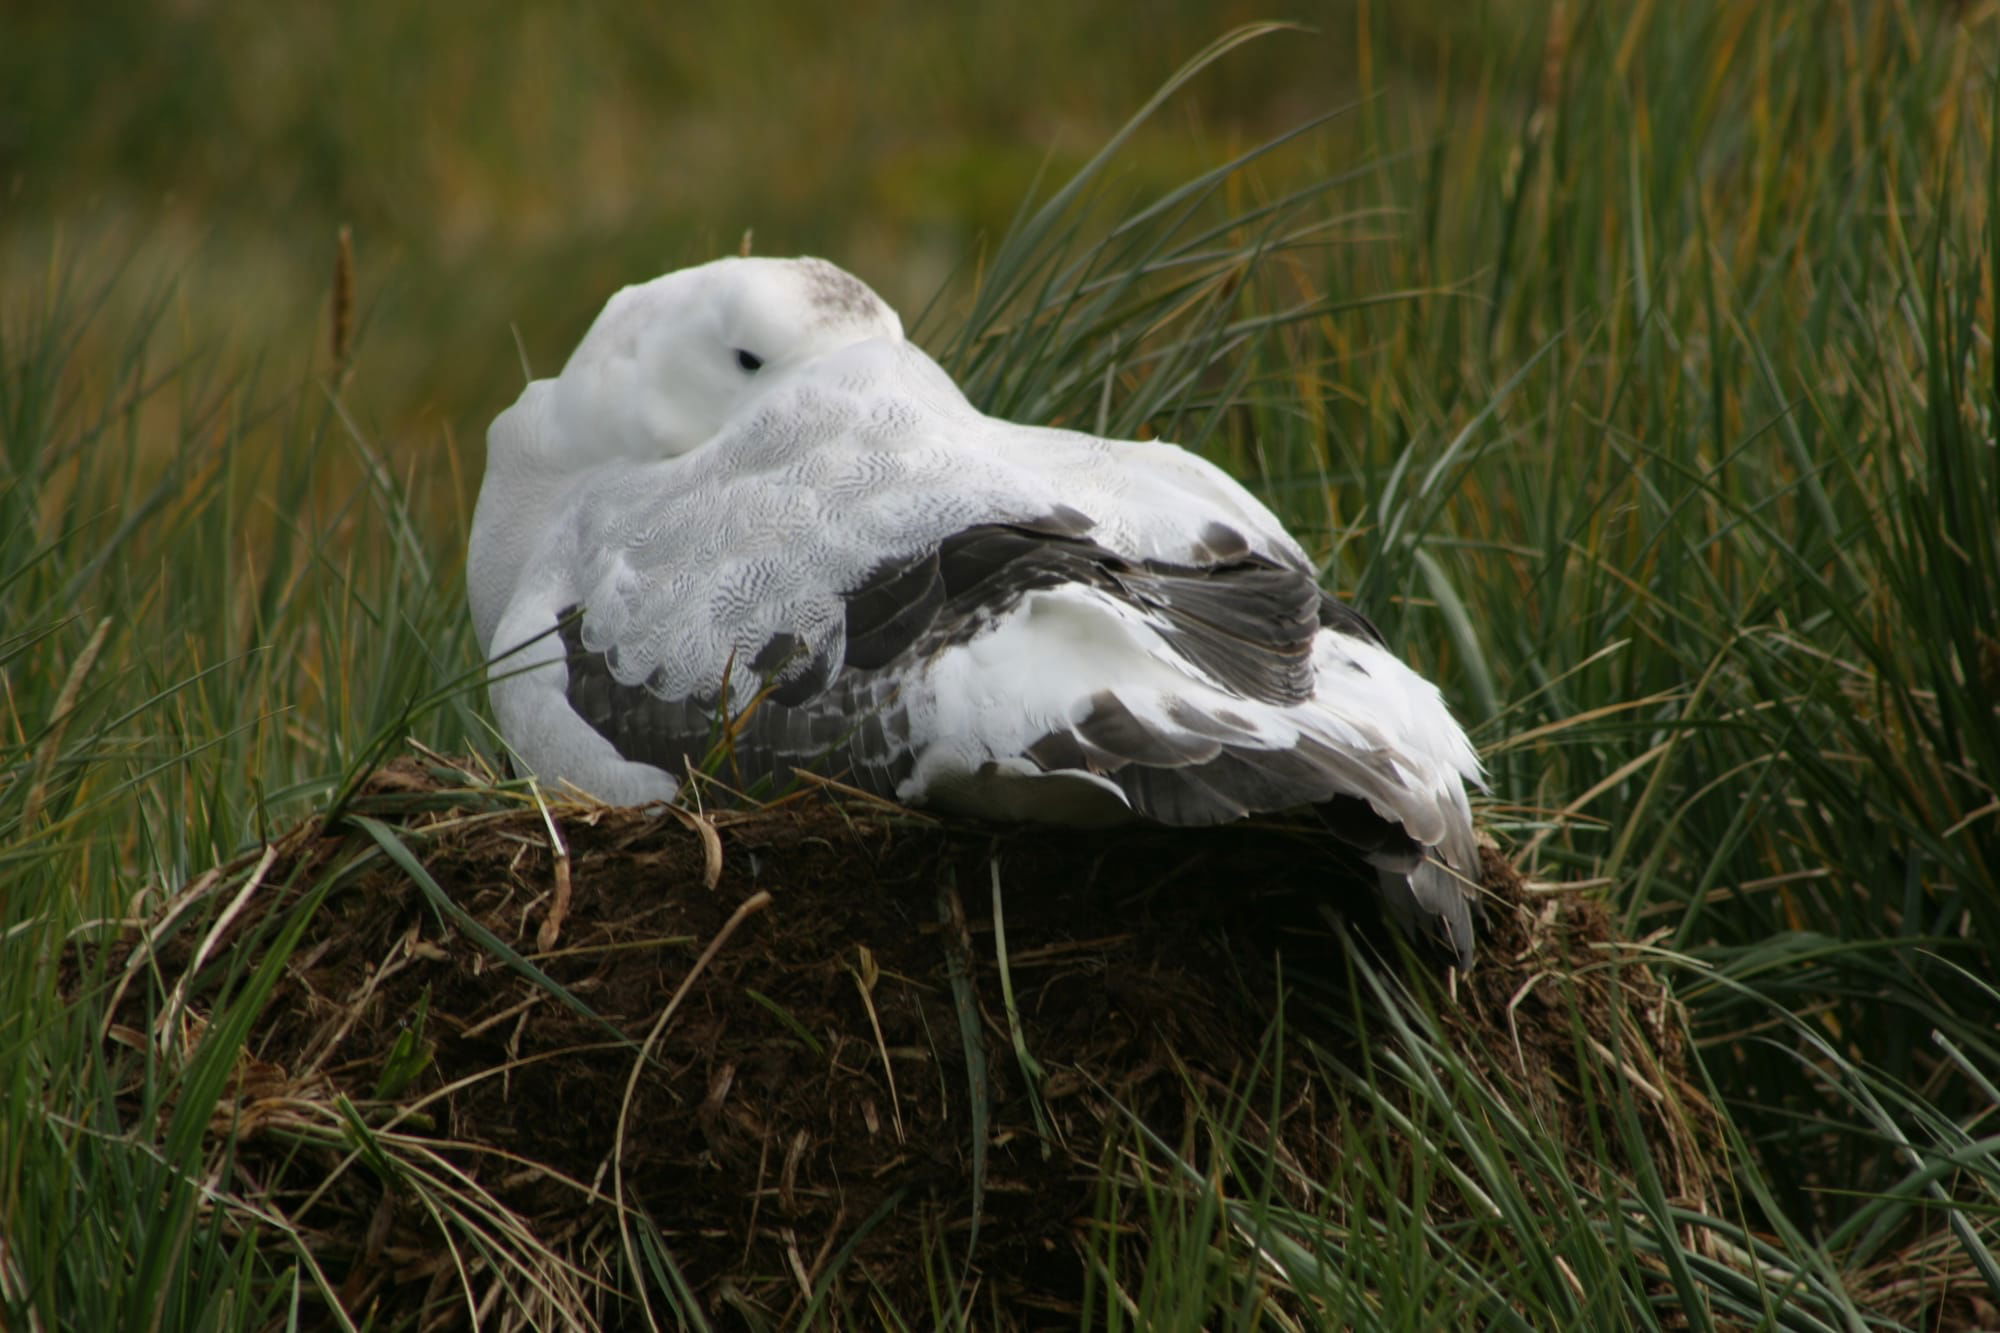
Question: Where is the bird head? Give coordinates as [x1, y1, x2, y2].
[544, 256, 905, 464]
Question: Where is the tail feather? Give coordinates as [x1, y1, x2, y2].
[1371, 839, 1480, 969]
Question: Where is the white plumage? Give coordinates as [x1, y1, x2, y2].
[469, 256, 1484, 962]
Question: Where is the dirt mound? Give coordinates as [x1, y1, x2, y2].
[98, 758, 1718, 1328]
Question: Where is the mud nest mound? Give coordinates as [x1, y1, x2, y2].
[95, 757, 1723, 1328]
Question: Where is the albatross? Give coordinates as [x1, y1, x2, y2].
[469, 256, 1484, 963]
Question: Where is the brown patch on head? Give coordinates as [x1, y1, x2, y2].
[797, 259, 888, 327]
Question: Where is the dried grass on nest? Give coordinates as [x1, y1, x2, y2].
[90, 756, 1726, 1328]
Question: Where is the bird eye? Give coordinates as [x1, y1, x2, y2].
[734, 348, 764, 372]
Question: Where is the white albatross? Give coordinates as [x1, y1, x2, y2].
[469, 256, 1484, 963]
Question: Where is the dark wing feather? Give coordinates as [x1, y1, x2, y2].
[1316, 590, 1386, 650]
[1119, 563, 1320, 703]
[561, 605, 921, 796]
[843, 547, 944, 670]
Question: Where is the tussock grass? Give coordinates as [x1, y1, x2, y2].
[5, 5, 1999, 1328]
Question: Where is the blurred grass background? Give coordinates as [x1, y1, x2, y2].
[0, 2, 1536, 452]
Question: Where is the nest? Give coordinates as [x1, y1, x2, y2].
[94, 757, 1723, 1329]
